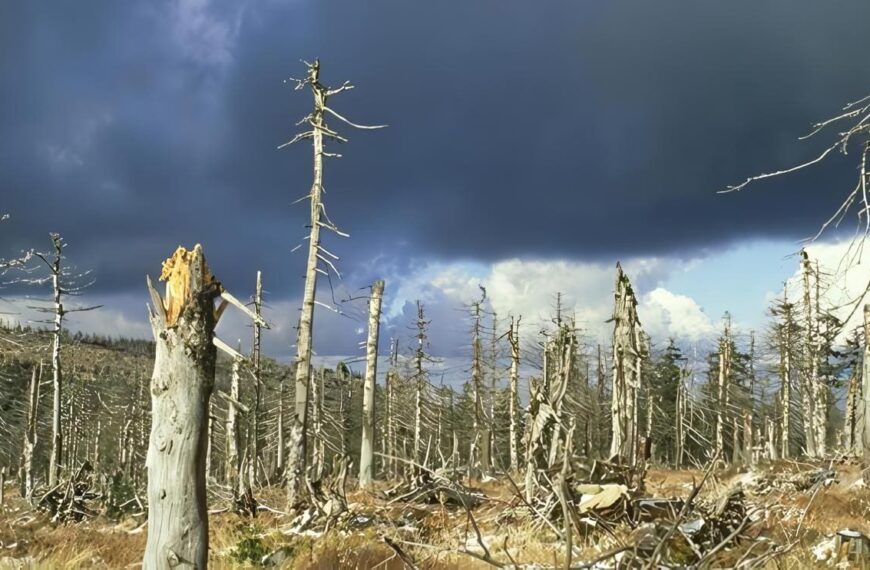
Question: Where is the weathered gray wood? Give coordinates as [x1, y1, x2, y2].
[861, 305, 870, 460]
[507, 317, 521, 473]
[359, 280, 384, 488]
[48, 235, 64, 487]
[609, 263, 642, 466]
[20, 363, 41, 501]
[143, 245, 219, 570]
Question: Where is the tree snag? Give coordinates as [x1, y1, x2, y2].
[359, 279, 384, 488]
[143, 245, 219, 570]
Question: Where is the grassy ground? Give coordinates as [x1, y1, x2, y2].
[0, 460, 867, 568]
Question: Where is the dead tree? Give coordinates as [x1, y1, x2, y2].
[609, 263, 643, 466]
[862, 305, 870, 460]
[770, 285, 797, 459]
[507, 316, 521, 473]
[413, 301, 429, 470]
[251, 271, 263, 483]
[280, 59, 384, 505]
[714, 315, 732, 463]
[20, 362, 41, 501]
[469, 289, 491, 477]
[844, 328, 862, 454]
[143, 245, 220, 570]
[225, 350, 243, 488]
[798, 250, 819, 458]
[29, 234, 100, 487]
[385, 339, 399, 479]
[359, 279, 384, 487]
[488, 312, 499, 468]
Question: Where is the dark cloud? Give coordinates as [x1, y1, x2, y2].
[1, 0, 868, 307]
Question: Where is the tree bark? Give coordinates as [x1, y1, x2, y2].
[143, 245, 219, 570]
[359, 280, 384, 487]
[861, 305, 870, 460]
[800, 252, 817, 458]
[507, 317, 521, 473]
[20, 363, 40, 501]
[610, 264, 641, 466]
[251, 271, 263, 484]
[48, 235, 64, 487]
[225, 356, 242, 489]
[287, 63, 327, 505]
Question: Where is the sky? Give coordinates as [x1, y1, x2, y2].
[2, 1, 870, 373]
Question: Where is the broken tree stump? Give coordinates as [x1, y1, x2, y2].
[143, 245, 220, 570]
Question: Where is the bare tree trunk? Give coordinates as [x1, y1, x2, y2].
[715, 316, 732, 463]
[21, 363, 40, 501]
[488, 313, 498, 468]
[767, 418, 779, 461]
[413, 302, 426, 468]
[225, 356, 242, 489]
[675, 377, 684, 468]
[800, 251, 817, 458]
[143, 245, 218, 570]
[286, 63, 327, 505]
[609, 264, 642, 466]
[845, 368, 859, 454]
[93, 420, 102, 469]
[861, 305, 870, 460]
[782, 291, 792, 459]
[385, 368, 395, 479]
[252, 271, 263, 485]
[206, 400, 214, 480]
[276, 374, 284, 478]
[812, 259, 827, 457]
[359, 280, 384, 488]
[48, 236, 64, 487]
[507, 317, 521, 473]
[311, 368, 325, 482]
[471, 298, 490, 476]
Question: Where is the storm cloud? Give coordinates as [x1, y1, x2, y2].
[1, 1, 868, 355]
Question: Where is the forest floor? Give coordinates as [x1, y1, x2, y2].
[0, 459, 867, 569]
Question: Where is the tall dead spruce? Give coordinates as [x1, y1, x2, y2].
[30, 234, 100, 487]
[359, 279, 384, 487]
[279, 59, 384, 505]
[609, 263, 643, 467]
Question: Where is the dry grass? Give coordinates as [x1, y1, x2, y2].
[0, 461, 867, 568]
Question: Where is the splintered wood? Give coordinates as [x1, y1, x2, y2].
[158, 245, 215, 327]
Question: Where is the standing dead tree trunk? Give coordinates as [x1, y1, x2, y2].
[280, 59, 384, 505]
[225, 351, 243, 490]
[385, 339, 399, 479]
[714, 315, 732, 463]
[413, 301, 429, 471]
[609, 263, 643, 467]
[359, 280, 384, 488]
[469, 289, 491, 477]
[844, 328, 862, 455]
[29, 234, 100, 487]
[800, 251, 818, 458]
[507, 316, 521, 473]
[143, 245, 220, 570]
[251, 271, 263, 485]
[20, 362, 41, 502]
[861, 305, 870, 460]
[773, 285, 796, 459]
[45, 236, 64, 487]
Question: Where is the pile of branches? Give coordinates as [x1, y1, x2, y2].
[285, 455, 351, 535]
[384, 466, 484, 508]
[37, 462, 101, 523]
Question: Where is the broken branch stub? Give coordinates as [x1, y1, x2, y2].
[143, 245, 220, 570]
